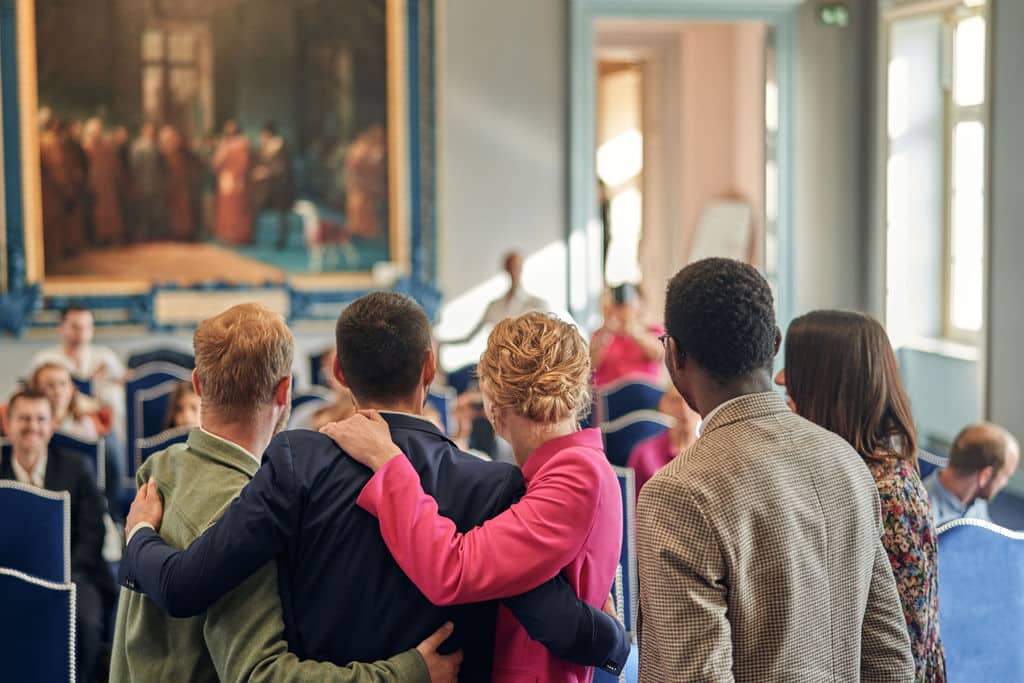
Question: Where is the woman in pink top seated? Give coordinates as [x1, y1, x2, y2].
[323, 312, 623, 683]
[626, 383, 699, 496]
[590, 284, 664, 387]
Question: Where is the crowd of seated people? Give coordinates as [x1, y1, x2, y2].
[5, 258, 1024, 682]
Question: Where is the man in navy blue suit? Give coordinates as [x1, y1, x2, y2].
[121, 292, 628, 681]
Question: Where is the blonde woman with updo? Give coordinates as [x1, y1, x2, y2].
[322, 312, 623, 683]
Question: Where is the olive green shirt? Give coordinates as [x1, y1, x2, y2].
[109, 428, 428, 683]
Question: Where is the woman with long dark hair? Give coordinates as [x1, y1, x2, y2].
[776, 310, 945, 682]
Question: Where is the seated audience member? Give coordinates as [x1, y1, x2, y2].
[310, 385, 358, 431]
[31, 305, 126, 430]
[287, 349, 359, 431]
[162, 381, 201, 430]
[29, 361, 124, 520]
[323, 311, 623, 682]
[626, 383, 699, 496]
[120, 293, 629, 681]
[110, 303, 459, 683]
[30, 361, 111, 440]
[590, 284, 664, 388]
[1, 390, 116, 682]
[437, 251, 551, 347]
[778, 310, 946, 682]
[638, 259, 913, 681]
[923, 422, 1020, 527]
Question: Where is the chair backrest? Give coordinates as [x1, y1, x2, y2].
[135, 425, 192, 472]
[602, 410, 672, 467]
[309, 348, 333, 388]
[0, 482, 70, 583]
[70, 375, 92, 398]
[125, 362, 193, 479]
[446, 363, 478, 395]
[918, 449, 949, 480]
[50, 431, 106, 491]
[612, 465, 638, 635]
[0, 567, 76, 683]
[126, 347, 195, 371]
[595, 374, 664, 425]
[937, 518, 1024, 681]
[426, 385, 457, 435]
[287, 387, 335, 430]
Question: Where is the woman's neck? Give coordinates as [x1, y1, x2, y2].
[506, 416, 578, 468]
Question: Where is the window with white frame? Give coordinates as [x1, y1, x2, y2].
[884, 0, 988, 346]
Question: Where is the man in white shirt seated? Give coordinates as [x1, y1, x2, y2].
[923, 422, 1020, 526]
[31, 305, 126, 432]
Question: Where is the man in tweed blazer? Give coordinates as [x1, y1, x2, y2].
[637, 258, 914, 682]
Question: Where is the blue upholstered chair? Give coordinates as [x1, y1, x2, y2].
[918, 449, 949, 480]
[446, 363, 478, 395]
[50, 431, 106, 491]
[595, 375, 664, 425]
[70, 375, 92, 398]
[0, 568, 76, 683]
[135, 425, 192, 472]
[0, 482, 70, 583]
[125, 361, 193, 482]
[611, 465, 638, 635]
[937, 518, 1024, 681]
[309, 348, 333, 388]
[126, 347, 194, 371]
[602, 411, 672, 468]
[427, 385, 458, 435]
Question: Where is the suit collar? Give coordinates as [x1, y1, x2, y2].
[379, 411, 458, 449]
[700, 391, 791, 438]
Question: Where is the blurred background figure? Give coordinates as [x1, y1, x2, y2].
[163, 381, 202, 430]
[252, 121, 297, 249]
[82, 118, 125, 247]
[130, 122, 167, 242]
[590, 283, 664, 387]
[159, 125, 200, 242]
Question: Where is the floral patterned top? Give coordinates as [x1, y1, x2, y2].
[866, 457, 947, 683]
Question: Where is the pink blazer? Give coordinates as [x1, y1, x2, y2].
[357, 428, 623, 683]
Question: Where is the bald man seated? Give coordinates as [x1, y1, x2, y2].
[923, 423, 1020, 526]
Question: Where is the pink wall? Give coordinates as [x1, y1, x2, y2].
[677, 23, 765, 264]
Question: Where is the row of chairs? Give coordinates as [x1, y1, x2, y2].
[0, 482, 76, 681]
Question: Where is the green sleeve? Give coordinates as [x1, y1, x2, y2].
[203, 559, 431, 683]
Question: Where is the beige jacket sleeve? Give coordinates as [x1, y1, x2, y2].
[203, 559, 429, 683]
[860, 535, 915, 682]
[636, 474, 734, 682]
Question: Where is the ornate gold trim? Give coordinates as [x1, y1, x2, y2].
[17, 0, 42, 284]
[20, 0, 412, 293]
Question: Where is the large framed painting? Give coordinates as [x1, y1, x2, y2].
[0, 0, 437, 334]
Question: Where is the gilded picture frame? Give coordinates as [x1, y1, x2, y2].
[0, 0, 437, 335]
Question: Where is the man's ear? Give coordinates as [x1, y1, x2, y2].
[422, 347, 438, 388]
[978, 465, 995, 489]
[192, 369, 203, 398]
[333, 354, 351, 389]
[666, 338, 684, 373]
[274, 375, 291, 407]
[774, 326, 783, 355]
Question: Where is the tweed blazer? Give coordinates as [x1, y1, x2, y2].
[636, 392, 914, 682]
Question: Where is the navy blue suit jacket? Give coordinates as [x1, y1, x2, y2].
[121, 413, 627, 680]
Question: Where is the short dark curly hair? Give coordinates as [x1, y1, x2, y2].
[335, 292, 432, 403]
[664, 258, 776, 380]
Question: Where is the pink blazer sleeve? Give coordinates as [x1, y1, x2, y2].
[357, 451, 604, 605]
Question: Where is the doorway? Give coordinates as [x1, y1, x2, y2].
[570, 1, 800, 330]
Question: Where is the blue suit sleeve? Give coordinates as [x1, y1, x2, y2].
[119, 435, 299, 618]
[502, 577, 629, 674]
[487, 461, 629, 673]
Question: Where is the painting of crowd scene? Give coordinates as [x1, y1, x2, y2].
[36, 0, 391, 284]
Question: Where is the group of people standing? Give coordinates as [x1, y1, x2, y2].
[39, 111, 297, 264]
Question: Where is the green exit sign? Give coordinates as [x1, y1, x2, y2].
[818, 3, 851, 28]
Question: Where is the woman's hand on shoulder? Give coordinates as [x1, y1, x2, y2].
[320, 409, 402, 472]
